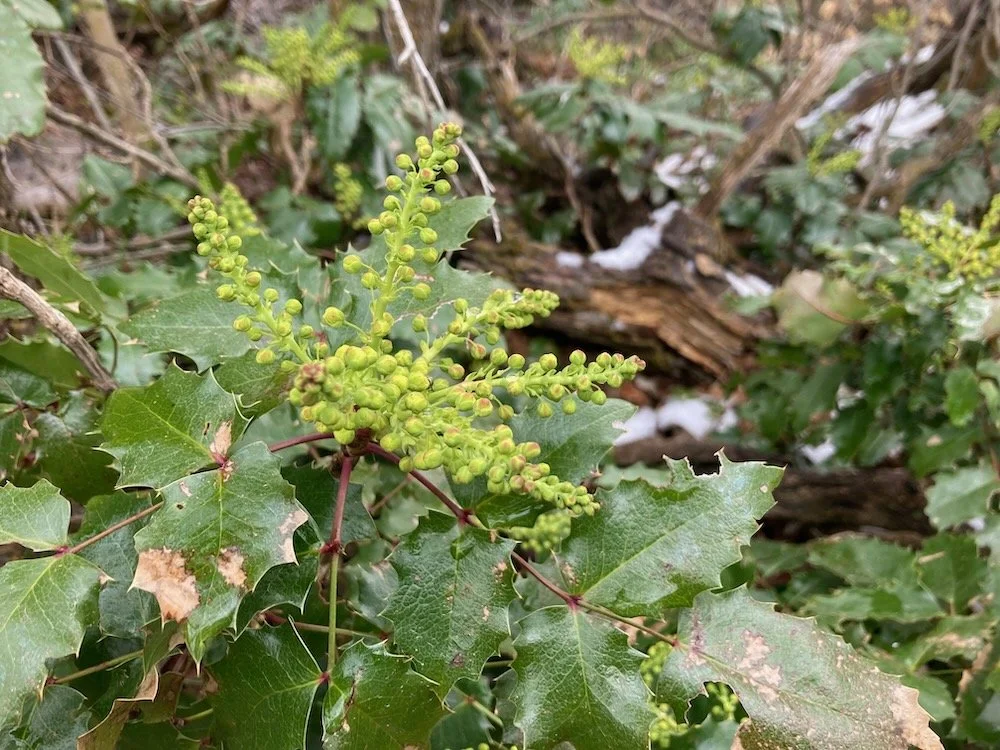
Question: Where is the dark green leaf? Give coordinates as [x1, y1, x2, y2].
[73, 493, 158, 637]
[215, 351, 292, 417]
[101, 365, 247, 489]
[310, 76, 362, 160]
[210, 624, 322, 750]
[0, 685, 88, 750]
[0, 359, 56, 408]
[916, 534, 986, 612]
[559, 456, 781, 615]
[383, 513, 516, 692]
[34, 411, 118, 503]
[120, 289, 251, 370]
[0, 231, 104, 312]
[945, 366, 980, 427]
[510, 606, 653, 750]
[0, 555, 103, 726]
[323, 643, 446, 750]
[0, 479, 69, 551]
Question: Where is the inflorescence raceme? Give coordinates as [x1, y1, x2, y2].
[187, 122, 645, 514]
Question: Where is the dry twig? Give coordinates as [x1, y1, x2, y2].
[0, 267, 116, 392]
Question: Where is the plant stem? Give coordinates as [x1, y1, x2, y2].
[268, 432, 335, 452]
[51, 649, 143, 684]
[62, 502, 163, 555]
[264, 611, 371, 638]
[466, 694, 504, 727]
[181, 707, 214, 723]
[327, 456, 354, 667]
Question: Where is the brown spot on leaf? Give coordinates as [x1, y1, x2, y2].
[209, 421, 233, 459]
[278, 507, 309, 563]
[492, 561, 508, 580]
[217, 547, 247, 589]
[482, 606, 491, 621]
[178, 481, 192, 498]
[738, 630, 782, 704]
[450, 652, 466, 668]
[132, 548, 199, 622]
[890, 684, 943, 750]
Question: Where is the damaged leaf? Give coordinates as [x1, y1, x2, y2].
[657, 587, 942, 750]
[131, 442, 308, 661]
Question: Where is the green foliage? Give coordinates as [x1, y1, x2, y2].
[0, 0, 61, 142]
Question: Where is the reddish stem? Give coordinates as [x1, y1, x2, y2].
[364, 442, 471, 524]
[62, 502, 163, 556]
[268, 432, 335, 453]
[328, 456, 354, 556]
[512, 551, 580, 609]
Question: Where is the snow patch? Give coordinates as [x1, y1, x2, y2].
[591, 202, 680, 271]
[556, 251, 585, 268]
[724, 270, 774, 297]
[614, 407, 659, 446]
[801, 440, 836, 465]
[848, 90, 947, 162]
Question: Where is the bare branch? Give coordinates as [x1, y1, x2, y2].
[0, 267, 116, 393]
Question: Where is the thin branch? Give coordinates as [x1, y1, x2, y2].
[52, 36, 114, 132]
[0, 266, 117, 393]
[50, 649, 143, 685]
[385, 0, 501, 241]
[325, 456, 354, 666]
[263, 610, 376, 638]
[45, 105, 199, 188]
[268, 432, 336, 453]
[63, 502, 163, 555]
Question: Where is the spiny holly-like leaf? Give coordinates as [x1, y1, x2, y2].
[131, 442, 309, 661]
[925, 465, 999, 530]
[101, 365, 247, 489]
[0, 358, 56, 408]
[657, 587, 942, 750]
[558, 456, 781, 615]
[805, 535, 942, 624]
[120, 289, 251, 370]
[34, 411, 118, 504]
[0, 555, 103, 726]
[323, 643, 446, 750]
[383, 513, 516, 692]
[73, 493, 157, 638]
[0, 479, 69, 551]
[209, 624, 322, 750]
[510, 606, 653, 750]
[0, 231, 104, 312]
[915, 534, 986, 612]
[897, 613, 996, 669]
[0, 685, 89, 750]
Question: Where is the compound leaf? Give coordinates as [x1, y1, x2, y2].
[0, 555, 103, 726]
[323, 643, 446, 750]
[131, 442, 309, 661]
[559, 456, 781, 615]
[101, 365, 247, 489]
[383, 513, 516, 692]
[0, 479, 69, 551]
[210, 624, 321, 750]
[510, 606, 653, 750]
[657, 587, 942, 750]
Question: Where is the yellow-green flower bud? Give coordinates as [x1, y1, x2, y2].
[323, 307, 345, 327]
[386, 175, 404, 191]
[412, 315, 427, 333]
[362, 272, 380, 289]
[298, 324, 314, 338]
[264, 288, 280, 303]
[395, 154, 414, 170]
[285, 299, 303, 315]
[245, 271, 262, 288]
[419, 228, 438, 245]
[413, 283, 431, 300]
[443, 159, 459, 175]
[434, 180, 451, 195]
[256, 348, 275, 365]
[539, 353, 558, 371]
[247, 328, 263, 342]
[343, 254, 363, 273]
[422, 248, 439, 263]
[217, 285, 236, 301]
[368, 218, 385, 235]
[398, 244, 415, 262]
[233, 315, 252, 332]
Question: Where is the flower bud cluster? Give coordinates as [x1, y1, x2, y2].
[219, 182, 261, 237]
[509, 510, 572, 554]
[187, 196, 312, 364]
[191, 123, 646, 516]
